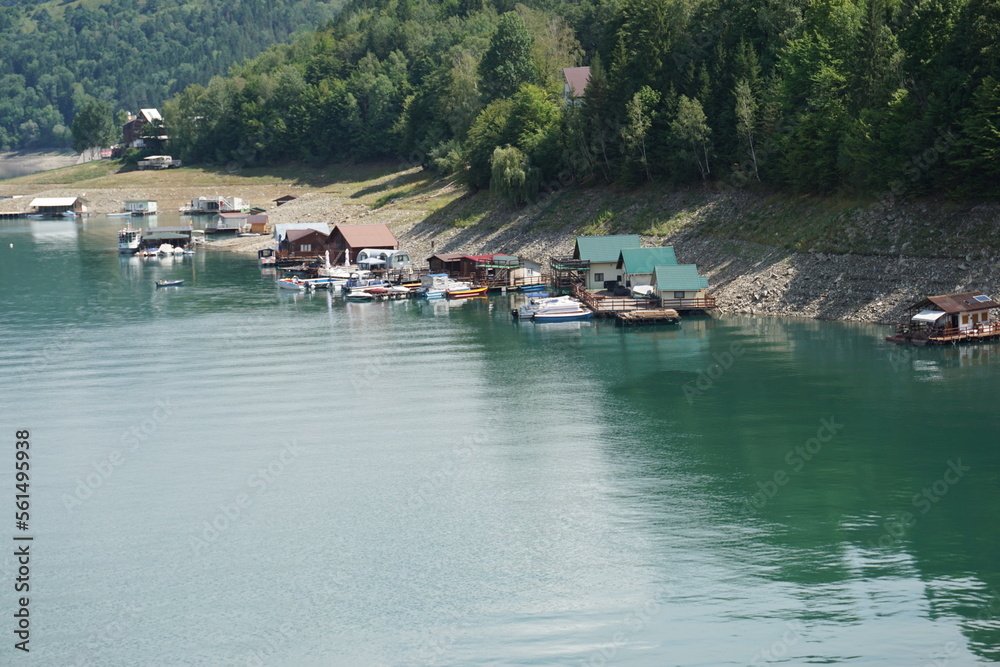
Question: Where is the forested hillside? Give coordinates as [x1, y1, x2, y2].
[0, 0, 342, 150]
[164, 0, 1000, 198]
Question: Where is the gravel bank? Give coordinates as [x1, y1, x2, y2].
[4, 178, 993, 325]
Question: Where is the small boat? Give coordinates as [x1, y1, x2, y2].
[345, 291, 375, 302]
[518, 283, 549, 292]
[446, 284, 488, 299]
[276, 278, 307, 291]
[155, 279, 184, 287]
[417, 273, 450, 299]
[514, 296, 592, 321]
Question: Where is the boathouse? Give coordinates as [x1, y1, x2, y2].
[281, 229, 327, 258]
[651, 264, 715, 311]
[568, 234, 642, 291]
[273, 223, 330, 244]
[327, 224, 398, 265]
[889, 291, 1000, 345]
[124, 200, 157, 215]
[617, 247, 678, 288]
[29, 197, 84, 216]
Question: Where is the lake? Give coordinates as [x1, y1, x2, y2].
[1, 215, 999, 665]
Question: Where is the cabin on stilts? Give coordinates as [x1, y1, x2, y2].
[887, 291, 1000, 345]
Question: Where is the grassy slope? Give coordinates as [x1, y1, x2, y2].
[5, 159, 998, 260]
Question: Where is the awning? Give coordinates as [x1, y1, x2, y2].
[912, 310, 947, 323]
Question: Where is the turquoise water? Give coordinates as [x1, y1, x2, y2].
[1, 215, 1000, 665]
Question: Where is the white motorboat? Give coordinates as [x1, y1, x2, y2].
[117, 224, 142, 254]
[514, 296, 593, 322]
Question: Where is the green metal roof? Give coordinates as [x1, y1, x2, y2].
[573, 234, 642, 262]
[653, 264, 709, 291]
[618, 247, 678, 274]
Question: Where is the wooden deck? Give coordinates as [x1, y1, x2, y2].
[616, 308, 681, 326]
[888, 321, 1000, 345]
[575, 288, 657, 317]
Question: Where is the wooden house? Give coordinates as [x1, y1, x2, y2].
[327, 224, 398, 265]
[281, 229, 328, 258]
[651, 264, 715, 311]
[616, 247, 678, 289]
[888, 292, 1000, 345]
[122, 109, 165, 149]
[273, 223, 329, 244]
[246, 214, 268, 235]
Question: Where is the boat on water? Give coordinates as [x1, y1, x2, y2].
[518, 283, 549, 292]
[344, 291, 376, 302]
[117, 224, 142, 254]
[417, 273, 450, 299]
[155, 279, 184, 287]
[445, 282, 488, 299]
[343, 272, 389, 295]
[514, 296, 592, 322]
[276, 278, 307, 291]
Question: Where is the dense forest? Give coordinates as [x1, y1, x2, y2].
[161, 0, 1000, 198]
[0, 0, 342, 150]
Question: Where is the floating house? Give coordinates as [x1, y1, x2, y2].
[557, 234, 642, 291]
[124, 200, 157, 215]
[281, 229, 328, 258]
[327, 224, 398, 265]
[29, 197, 85, 216]
[617, 247, 678, 289]
[180, 196, 248, 215]
[888, 291, 1000, 345]
[651, 264, 715, 311]
[140, 227, 193, 250]
[273, 223, 330, 244]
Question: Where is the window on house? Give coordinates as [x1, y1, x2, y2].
[593, 273, 604, 282]
[301, 244, 312, 252]
[674, 291, 685, 299]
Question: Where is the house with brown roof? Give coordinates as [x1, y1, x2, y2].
[326, 224, 398, 264]
[281, 229, 328, 259]
[563, 67, 591, 107]
[889, 291, 1000, 345]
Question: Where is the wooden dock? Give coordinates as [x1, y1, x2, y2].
[888, 321, 1000, 345]
[616, 308, 681, 326]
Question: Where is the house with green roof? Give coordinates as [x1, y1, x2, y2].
[652, 264, 715, 310]
[616, 247, 678, 288]
[572, 234, 642, 290]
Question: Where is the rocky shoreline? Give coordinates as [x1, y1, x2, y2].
[4, 179, 994, 326]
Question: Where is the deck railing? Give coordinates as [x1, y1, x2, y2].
[657, 296, 717, 310]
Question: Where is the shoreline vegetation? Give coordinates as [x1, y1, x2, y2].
[2, 158, 998, 325]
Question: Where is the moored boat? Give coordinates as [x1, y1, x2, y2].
[155, 279, 184, 287]
[446, 283, 488, 299]
[117, 224, 142, 254]
[514, 295, 592, 321]
[276, 278, 307, 291]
